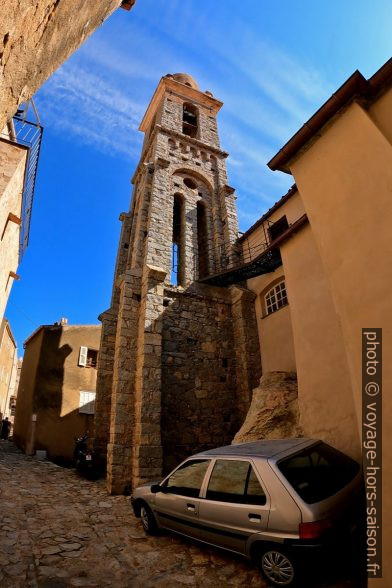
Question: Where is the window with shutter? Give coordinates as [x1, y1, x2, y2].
[86, 349, 98, 368]
[78, 346, 88, 367]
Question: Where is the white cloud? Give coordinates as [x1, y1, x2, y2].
[34, 5, 329, 230]
[37, 62, 145, 158]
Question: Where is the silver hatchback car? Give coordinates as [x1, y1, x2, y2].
[131, 439, 362, 586]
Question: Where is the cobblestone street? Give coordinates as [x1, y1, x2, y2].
[0, 442, 361, 588]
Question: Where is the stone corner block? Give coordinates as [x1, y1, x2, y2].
[145, 265, 167, 282]
[228, 285, 256, 304]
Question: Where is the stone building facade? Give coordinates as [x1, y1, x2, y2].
[94, 73, 261, 494]
[0, 318, 17, 423]
[0, 127, 28, 323]
[13, 320, 101, 461]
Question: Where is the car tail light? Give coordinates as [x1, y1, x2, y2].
[299, 519, 333, 539]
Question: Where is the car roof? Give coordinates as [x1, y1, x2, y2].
[193, 438, 318, 459]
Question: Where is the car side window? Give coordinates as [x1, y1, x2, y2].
[163, 459, 210, 498]
[206, 459, 266, 505]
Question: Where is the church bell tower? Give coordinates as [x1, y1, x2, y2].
[94, 73, 261, 494]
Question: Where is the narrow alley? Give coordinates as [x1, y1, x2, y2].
[0, 442, 361, 588]
[0, 441, 264, 587]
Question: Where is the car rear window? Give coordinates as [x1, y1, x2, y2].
[277, 442, 360, 504]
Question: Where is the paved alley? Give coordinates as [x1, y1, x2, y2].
[0, 441, 362, 588]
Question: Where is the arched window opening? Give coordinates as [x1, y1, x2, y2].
[183, 103, 198, 138]
[264, 280, 288, 315]
[197, 201, 209, 279]
[171, 194, 184, 286]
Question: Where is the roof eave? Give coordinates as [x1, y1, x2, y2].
[268, 57, 392, 173]
[268, 70, 369, 173]
[238, 184, 298, 243]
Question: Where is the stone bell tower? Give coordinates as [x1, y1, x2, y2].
[94, 73, 261, 494]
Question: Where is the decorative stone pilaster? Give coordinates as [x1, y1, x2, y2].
[93, 211, 133, 463]
[93, 308, 117, 461]
[131, 264, 166, 487]
[107, 268, 142, 494]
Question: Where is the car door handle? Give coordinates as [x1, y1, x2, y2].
[248, 513, 262, 522]
[186, 503, 196, 512]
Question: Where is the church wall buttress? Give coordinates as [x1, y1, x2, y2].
[93, 210, 133, 459]
[107, 268, 141, 494]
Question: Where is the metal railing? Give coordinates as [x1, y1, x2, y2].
[1, 101, 43, 258]
[196, 220, 286, 287]
[208, 237, 270, 276]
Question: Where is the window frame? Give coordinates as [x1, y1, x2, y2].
[200, 457, 269, 506]
[79, 390, 96, 415]
[263, 279, 288, 316]
[182, 102, 199, 138]
[268, 215, 289, 242]
[86, 348, 98, 368]
[78, 346, 98, 368]
[161, 458, 212, 498]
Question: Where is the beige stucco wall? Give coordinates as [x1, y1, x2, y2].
[243, 189, 305, 253]
[0, 319, 16, 421]
[14, 324, 101, 460]
[288, 95, 392, 587]
[280, 224, 360, 457]
[241, 191, 304, 374]
[13, 329, 43, 452]
[368, 86, 392, 145]
[242, 186, 360, 456]
[5, 353, 20, 422]
[246, 265, 296, 373]
[0, 140, 27, 322]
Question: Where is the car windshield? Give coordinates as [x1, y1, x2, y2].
[278, 442, 360, 504]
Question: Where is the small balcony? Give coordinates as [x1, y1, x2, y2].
[0, 100, 43, 258]
[198, 214, 308, 287]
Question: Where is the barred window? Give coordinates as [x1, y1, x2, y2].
[265, 281, 288, 315]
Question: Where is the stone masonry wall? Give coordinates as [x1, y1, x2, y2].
[161, 284, 238, 473]
[0, 140, 27, 323]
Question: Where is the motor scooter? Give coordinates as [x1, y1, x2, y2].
[73, 433, 100, 479]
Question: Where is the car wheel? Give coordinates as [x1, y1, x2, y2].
[140, 504, 158, 535]
[259, 547, 297, 586]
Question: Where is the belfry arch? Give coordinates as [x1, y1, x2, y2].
[171, 193, 185, 286]
[171, 169, 215, 282]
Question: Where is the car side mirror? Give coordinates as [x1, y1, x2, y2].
[151, 484, 163, 494]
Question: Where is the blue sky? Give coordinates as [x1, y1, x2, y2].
[6, 0, 392, 351]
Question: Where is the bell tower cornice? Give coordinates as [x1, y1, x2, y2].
[131, 124, 228, 185]
[139, 75, 223, 133]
